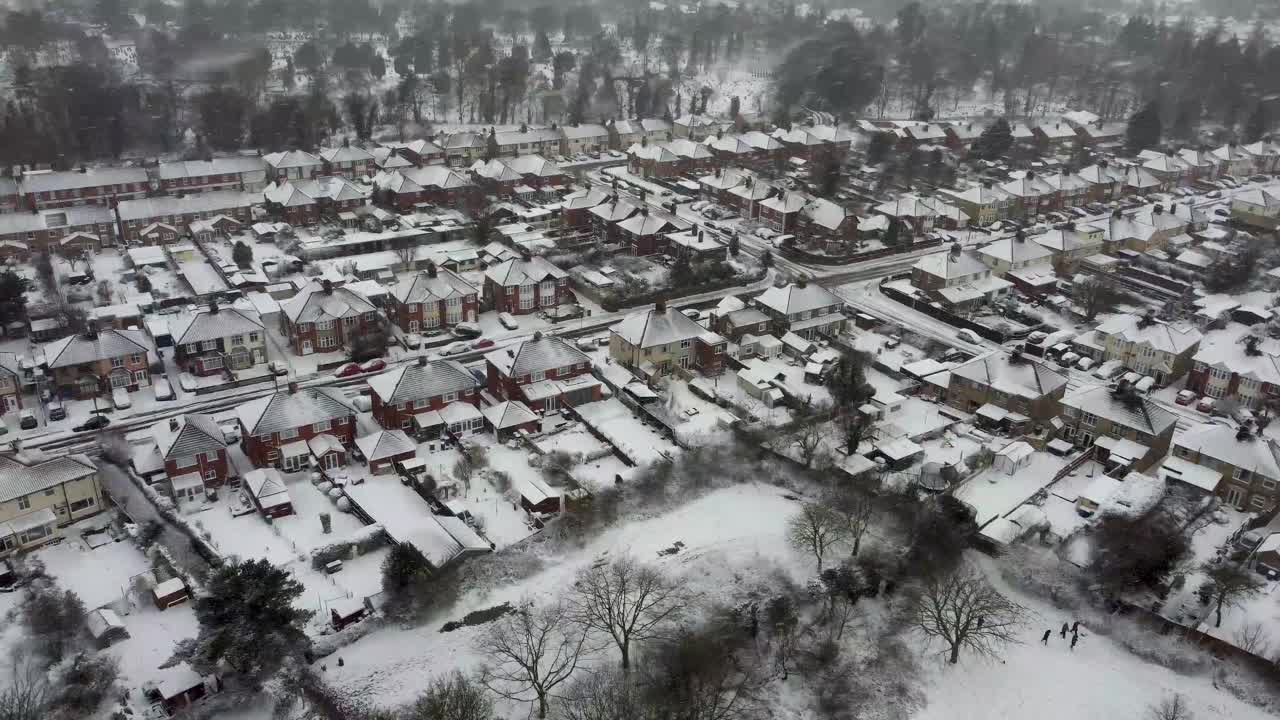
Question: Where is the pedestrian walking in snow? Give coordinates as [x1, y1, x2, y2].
[1041, 629, 1051, 644]
[977, 616, 985, 628]
[1070, 634, 1079, 651]
[1071, 620, 1080, 634]
[1060, 622, 1069, 638]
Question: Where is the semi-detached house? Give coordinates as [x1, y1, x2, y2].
[1174, 422, 1280, 512]
[752, 282, 846, 340]
[388, 265, 477, 333]
[44, 328, 152, 399]
[0, 353, 20, 416]
[941, 350, 1068, 427]
[116, 191, 258, 245]
[483, 256, 569, 316]
[279, 280, 383, 356]
[367, 357, 479, 446]
[21, 167, 149, 210]
[237, 384, 357, 471]
[157, 157, 269, 194]
[152, 414, 229, 504]
[0, 452, 102, 557]
[1060, 385, 1178, 472]
[1090, 313, 1202, 385]
[609, 303, 727, 378]
[0, 205, 116, 254]
[485, 332, 600, 411]
[169, 304, 267, 376]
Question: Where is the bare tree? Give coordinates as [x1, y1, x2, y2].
[403, 671, 492, 720]
[557, 668, 650, 720]
[392, 237, 418, 271]
[763, 595, 802, 681]
[792, 420, 827, 469]
[638, 616, 761, 720]
[1202, 562, 1264, 628]
[1232, 622, 1270, 657]
[830, 490, 874, 557]
[1147, 693, 1193, 720]
[788, 503, 848, 572]
[0, 662, 49, 720]
[912, 567, 1027, 664]
[477, 601, 591, 719]
[568, 556, 685, 670]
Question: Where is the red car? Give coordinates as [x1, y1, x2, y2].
[471, 338, 495, 350]
[359, 359, 387, 373]
[333, 362, 362, 378]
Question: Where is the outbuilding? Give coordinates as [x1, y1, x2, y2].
[152, 577, 190, 610]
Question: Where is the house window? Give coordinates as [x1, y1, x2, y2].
[681, 339, 691, 349]
[319, 334, 337, 349]
[133, 369, 149, 385]
[204, 468, 217, 481]
[249, 332, 260, 343]
[130, 354, 143, 364]
[17, 496, 29, 510]
[344, 316, 357, 327]
[1251, 496, 1268, 509]
[1232, 467, 1251, 482]
[69, 497, 95, 512]
[1261, 478, 1277, 491]
[409, 303, 420, 313]
[111, 357, 124, 368]
[532, 371, 545, 382]
[335, 416, 348, 425]
[257, 434, 272, 443]
[312, 420, 330, 432]
[318, 320, 335, 331]
[443, 392, 457, 403]
[231, 335, 244, 345]
[177, 454, 197, 468]
[280, 427, 299, 440]
[1081, 412, 1097, 427]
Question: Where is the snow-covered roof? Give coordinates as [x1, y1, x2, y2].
[483, 256, 566, 286]
[21, 167, 148, 193]
[244, 468, 291, 508]
[296, 176, 369, 203]
[168, 306, 263, 346]
[1157, 455, 1222, 492]
[977, 236, 1054, 265]
[561, 123, 608, 140]
[319, 145, 375, 164]
[278, 280, 369, 324]
[485, 333, 591, 378]
[0, 453, 97, 505]
[481, 400, 539, 430]
[1094, 314, 1201, 356]
[390, 267, 476, 304]
[366, 359, 476, 405]
[264, 181, 317, 208]
[1175, 423, 1280, 481]
[153, 414, 225, 460]
[117, 191, 259, 221]
[262, 149, 322, 169]
[611, 306, 725, 349]
[913, 250, 988, 280]
[1061, 385, 1178, 436]
[616, 212, 674, 237]
[157, 156, 266, 180]
[44, 329, 150, 368]
[754, 282, 841, 317]
[237, 386, 355, 436]
[949, 350, 1068, 400]
[505, 154, 565, 178]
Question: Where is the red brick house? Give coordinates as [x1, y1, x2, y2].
[796, 197, 857, 249]
[0, 177, 18, 213]
[758, 191, 806, 233]
[236, 384, 357, 471]
[617, 210, 677, 256]
[262, 150, 324, 182]
[137, 223, 180, 245]
[469, 159, 524, 197]
[383, 138, 447, 166]
[608, 303, 727, 377]
[115, 191, 258, 245]
[319, 144, 375, 179]
[367, 356, 480, 431]
[0, 205, 116, 252]
[263, 182, 320, 226]
[157, 157, 268, 194]
[354, 429, 418, 474]
[153, 414, 229, 491]
[588, 197, 639, 245]
[506, 155, 567, 189]
[170, 304, 267, 376]
[0, 352, 21, 415]
[44, 327, 153, 399]
[374, 166, 478, 211]
[561, 189, 609, 230]
[482, 400, 540, 441]
[483, 256, 569, 315]
[387, 265, 478, 333]
[21, 168, 149, 210]
[278, 280, 384, 356]
[628, 141, 680, 178]
[484, 332, 601, 412]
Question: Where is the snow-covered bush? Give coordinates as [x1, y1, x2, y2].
[999, 545, 1086, 610]
[309, 524, 387, 570]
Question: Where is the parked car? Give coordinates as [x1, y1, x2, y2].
[1196, 397, 1216, 414]
[1093, 360, 1125, 380]
[1058, 351, 1081, 367]
[47, 400, 66, 422]
[1120, 371, 1142, 385]
[1232, 407, 1257, 426]
[268, 361, 290, 377]
[956, 329, 981, 344]
[178, 372, 199, 392]
[441, 341, 470, 356]
[452, 322, 482, 339]
[359, 358, 387, 373]
[334, 362, 363, 378]
[1075, 356, 1095, 371]
[18, 410, 37, 430]
[681, 308, 701, 320]
[1175, 390, 1197, 406]
[112, 387, 132, 410]
[1134, 376, 1156, 393]
[153, 377, 174, 401]
[74, 414, 110, 432]
[220, 423, 241, 444]
[471, 338, 495, 350]
[498, 312, 519, 330]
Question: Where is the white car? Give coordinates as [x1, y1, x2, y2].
[111, 387, 132, 410]
[153, 377, 174, 401]
[441, 341, 470, 356]
[498, 312, 519, 330]
[956, 329, 981, 344]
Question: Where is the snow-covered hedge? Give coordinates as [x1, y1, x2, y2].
[308, 523, 387, 570]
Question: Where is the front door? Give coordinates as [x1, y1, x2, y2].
[1, 395, 16, 412]
[1226, 486, 1245, 509]
[322, 453, 340, 470]
[302, 339, 313, 355]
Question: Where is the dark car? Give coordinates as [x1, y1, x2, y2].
[74, 414, 110, 432]
[47, 401, 67, 421]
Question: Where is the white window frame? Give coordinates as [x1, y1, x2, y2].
[312, 420, 330, 433]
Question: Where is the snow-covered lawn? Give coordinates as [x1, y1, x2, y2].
[954, 451, 1068, 528]
[915, 554, 1277, 720]
[575, 398, 677, 466]
[323, 482, 806, 708]
[35, 535, 152, 611]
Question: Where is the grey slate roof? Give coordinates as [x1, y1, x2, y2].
[44, 329, 151, 369]
[482, 400, 539, 429]
[355, 429, 417, 463]
[117, 191, 260, 222]
[366, 359, 477, 404]
[0, 452, 97, 504]
[391, 268, 476, 304]
[754, 283, 842, 316]
[153, 414, 226, 460]
[611, 306, 724, 348]
[0, 206, 114, 236]
[157, 157, 267, 180]
[485, 334, 590, 378]
[169, 307, 264, 346]
[1062, 385, 1178, 436]
[237, 386, 356, 436]
[484, 257, 566, 287]
[949, 350, 1068, 400]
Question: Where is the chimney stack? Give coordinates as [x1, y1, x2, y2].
[169, 418, 179, 432]
[426, 261, 438, 278]
[288, 381, 299, 394]
[322, 279, 333, 295]
[418, 355, 427, 367]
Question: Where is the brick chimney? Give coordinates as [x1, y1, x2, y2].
[418, 355, 427, 367]
[169, 417, 179, 432]
[288, 381, 299, 394]
[426, 261, 438, 278]
[655, 298, 666, 313]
